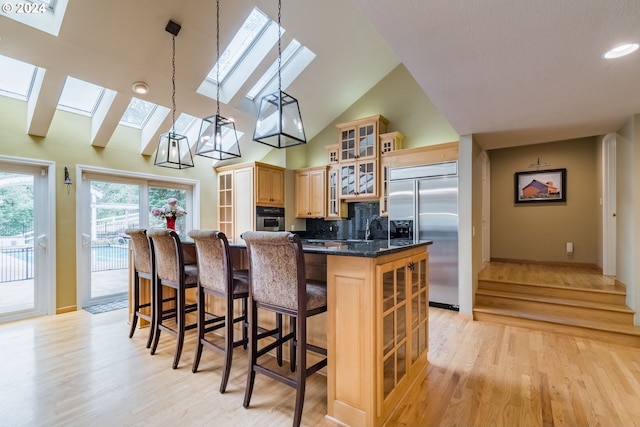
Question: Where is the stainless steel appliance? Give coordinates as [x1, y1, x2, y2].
[256, 206, 285, 231]
[389, 161, 459, 309]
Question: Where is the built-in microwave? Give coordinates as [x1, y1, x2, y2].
[255, 206, 285, 231]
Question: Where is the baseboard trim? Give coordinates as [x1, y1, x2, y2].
[56, 305, 77, 314]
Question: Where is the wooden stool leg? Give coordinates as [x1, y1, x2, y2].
[129, 273, 140, 339]
[173, 286, 186, 369]
[192, 288, 205, 373]
[243, 301, 258, 408]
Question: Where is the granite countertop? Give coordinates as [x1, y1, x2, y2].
[230, 238, 432, 258]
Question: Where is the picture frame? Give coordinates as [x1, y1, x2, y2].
[514, 168, 566, 203]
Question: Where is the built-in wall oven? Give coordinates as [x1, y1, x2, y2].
[255, 206, 285, 231]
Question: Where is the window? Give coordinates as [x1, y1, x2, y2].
[57, 76, 105, 117]
[206, 8, 271, 85]
[0, 55, 38, 101]
[120, 97, 158, 128]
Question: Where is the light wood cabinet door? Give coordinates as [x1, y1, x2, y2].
[256, 165, 284, 207]
[340, 159, 378, 199]
[337, 115, 388, 162]
[376, 250, 429, 416]
[295, 167, 326, 218]
[326, 166, 347, 219]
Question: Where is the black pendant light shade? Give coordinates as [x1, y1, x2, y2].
[154, 131, 194, 169]
[195, 114, 241, 160]
[253, 90, 306, 148]
[154, 20, 194, 169]
[253, 0, 306, 149]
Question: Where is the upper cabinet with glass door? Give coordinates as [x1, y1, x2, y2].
[337, 115, 388, 162]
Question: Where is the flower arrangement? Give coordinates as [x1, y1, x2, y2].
[151, 198, 187, 219]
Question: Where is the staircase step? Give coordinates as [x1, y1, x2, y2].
[478, 279, 626, 305]
[476, 288, 634, 324]
[473, 305, 640, 348]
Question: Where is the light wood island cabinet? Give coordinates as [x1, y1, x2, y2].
[324, 243, 430, 427]
[295, 166, 327, 218]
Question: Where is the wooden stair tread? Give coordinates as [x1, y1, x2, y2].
[473, 305, 640, 336]
[478, 278, 625, 295]
[476, 288, 634, 314]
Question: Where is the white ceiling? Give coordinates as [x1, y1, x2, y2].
[355, 0, 640, 149]
[1, 0, 639, 155]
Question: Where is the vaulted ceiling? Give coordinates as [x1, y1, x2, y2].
[1, 0, 639, 158]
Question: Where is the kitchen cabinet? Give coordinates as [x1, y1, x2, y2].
[295, 166, 327, 218]
[326, 243, 429, 427]
[255, 164, 285, 207]
[326, 165, 347, 219]
[337, 115, 388, 162]
[216, 166, 254, 243]
[340, 159, 378, 199]
[379, 132, 404, 216]
[376, 251, 428, 415]
[215, 161, 285, 242]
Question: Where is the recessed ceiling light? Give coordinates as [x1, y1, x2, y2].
[603, 43, 639, 59]
[131, 81, 149, 94]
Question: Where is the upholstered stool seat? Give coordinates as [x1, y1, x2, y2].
[188, 230, 250, 393]
[241, 231, 328, 427]
[147, 228, 198, 369]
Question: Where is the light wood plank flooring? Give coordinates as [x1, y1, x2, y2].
[479, 261, 617, 290]
[1, 306, 640, 426]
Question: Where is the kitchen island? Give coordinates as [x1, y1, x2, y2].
[129, 237, 431, 427]
[297, 239, 431, 427]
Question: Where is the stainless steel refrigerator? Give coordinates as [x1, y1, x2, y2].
[388, 161, 459, 309]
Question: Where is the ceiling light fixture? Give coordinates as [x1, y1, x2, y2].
[253, 0, 306, 149]
[528, 157, 550, 170]
[603, 43, 639, 59]
[154, 20, 194, 169]
[131, 81, 149, 95]
[195, 0, 241, 160]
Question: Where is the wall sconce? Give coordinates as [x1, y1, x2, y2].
[64, 166, 72, 194]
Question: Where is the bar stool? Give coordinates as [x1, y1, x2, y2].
[187, 230, 249, 393]
[241, 231, 327, 427]
[147, 228, 198, 369]
[124, 228, 154, 348]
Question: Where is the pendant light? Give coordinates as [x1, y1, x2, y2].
[253, 0, 306, 149]
[195, 0, 241, 160]
[154, 20, 195, 169]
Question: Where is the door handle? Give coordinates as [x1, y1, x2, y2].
[82, 233, 91, 246]
[36, 234, 47, 248]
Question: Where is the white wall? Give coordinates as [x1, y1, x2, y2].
[616, 115, 639, 324]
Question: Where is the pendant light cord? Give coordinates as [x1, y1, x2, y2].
[216, 0, 221, 116]
[171, 34, 177, 135]
[277, 0, 281, 94]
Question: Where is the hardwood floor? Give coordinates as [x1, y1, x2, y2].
[1, 305, 640, 426]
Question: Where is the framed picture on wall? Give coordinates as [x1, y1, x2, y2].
[514, 168, 566, 203]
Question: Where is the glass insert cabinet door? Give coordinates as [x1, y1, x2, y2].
[358, 122, 376, 159]
[378, 252, 428, 406]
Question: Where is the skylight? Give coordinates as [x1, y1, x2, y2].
[246, 39, 302, 100]
[206, 8, 270, 85]
[120, 97, 157, 128]
[57, 76, 105, 117]
[0, 0, 68, 36]
[0, 55, 38, 101]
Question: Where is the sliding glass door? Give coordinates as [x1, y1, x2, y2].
[78, 169, 194, 309]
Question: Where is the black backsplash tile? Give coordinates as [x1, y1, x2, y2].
[305, 202, 388, 240]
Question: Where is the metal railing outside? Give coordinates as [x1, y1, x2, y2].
[0, 247, 34, 282]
